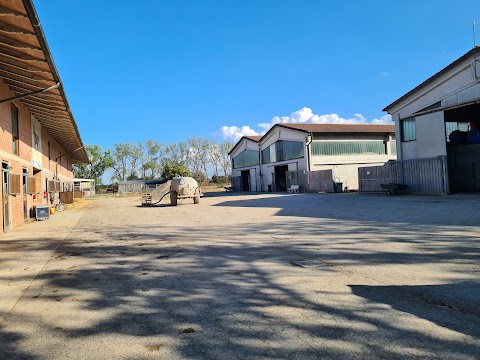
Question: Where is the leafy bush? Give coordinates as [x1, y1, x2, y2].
[161, 162, 192, 180]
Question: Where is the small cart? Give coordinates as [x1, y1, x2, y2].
[380, 183, 408, 196]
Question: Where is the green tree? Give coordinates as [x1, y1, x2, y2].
[110, 142, 143, 182]
[161, 162, 191, 180]
[140, 140, 163, 179]
[72, 145, 113, 185]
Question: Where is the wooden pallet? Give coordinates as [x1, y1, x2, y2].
[141, 193, 152, 205]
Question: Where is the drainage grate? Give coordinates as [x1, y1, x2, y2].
[290, 260, 326, 268]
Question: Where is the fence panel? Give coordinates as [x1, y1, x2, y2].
[359, 156, 447, 194]
[397, 157, 447, 194]
[307, 169, 334, 193]
[60, 191, 74, 204]
[232, 176, 242, 192]
[358, 163, 397, 192]
[286, 171, 307, 192]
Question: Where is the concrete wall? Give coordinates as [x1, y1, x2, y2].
[0, 79, 73, 232]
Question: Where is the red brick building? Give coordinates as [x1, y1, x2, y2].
[0, 0, 88, 232]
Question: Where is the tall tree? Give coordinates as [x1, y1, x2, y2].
[110, 142, 142, 182]
[72, 145, 113, 185]
[140, 140, 162, 179]
[218, 141, 233, 177]
[208, 141, 222, 178]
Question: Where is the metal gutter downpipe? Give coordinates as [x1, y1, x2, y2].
[305, 133, 313, 172]
[258, 144, 262, 192]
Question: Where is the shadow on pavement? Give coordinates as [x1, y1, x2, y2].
[350, 281, 480, 338]
[1, 193, 479, 358]
[213, 192, 480, 227]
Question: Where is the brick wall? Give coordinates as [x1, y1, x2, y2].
[0, 78, 75, 233]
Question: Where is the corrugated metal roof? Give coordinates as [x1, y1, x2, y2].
[0, 0, 88, 163]
[244, 135, 261, 141]
[276, 123, 395, 134]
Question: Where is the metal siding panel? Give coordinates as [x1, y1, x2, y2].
[359, 156, 447, 194]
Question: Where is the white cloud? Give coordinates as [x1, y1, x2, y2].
[218, 107, 393, 141]
[379, 71, 392, 77]
[371, 114, 393, 124]
[218, 125, 259, 142]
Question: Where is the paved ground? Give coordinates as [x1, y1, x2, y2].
[0, 191, 479, 359]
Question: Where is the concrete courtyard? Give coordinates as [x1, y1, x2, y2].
[0, 192, 479, 359]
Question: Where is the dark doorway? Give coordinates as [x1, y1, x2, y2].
[240, 170, 250, 191]
[2, 162, 11, 232]
[274, 165, 288, 191]
[445, 104, 480, 193]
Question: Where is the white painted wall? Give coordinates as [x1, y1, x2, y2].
[229, 139, 260, 159]
[230, 138, 261, 190]
[309, 134, 396, 190]
[416, 112, 447, 158]
[389, 55, 480, 162]
[398, 112, 447, 161]
[388, 59, 479, 117]
[400, 140, 418, 160]
[311, 163, 387, 190]
[249, 168, 257, 191]
[260, 127, 307, 149]
[259, 127, 309, 192]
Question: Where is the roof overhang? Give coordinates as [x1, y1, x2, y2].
[0, 0, 88, 163]
[383, 47, 480, 114]
[258, 123, 395, 145]
[228, 136, 260, 155]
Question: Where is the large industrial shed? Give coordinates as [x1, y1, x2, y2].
[228, 135, 261, 191]
[384, 47, 480, 193]
[0, 0, 88, 232]
[230, 124, 396, 192]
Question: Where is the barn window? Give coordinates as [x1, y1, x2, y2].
[27, 176, 37, 194]
[276, 141, 304, 162]
[311, 141, 386, 156]
[9, 173, 21, 195]
[233, 150, 259, 169]
[390, 141, 397, 156]
[401, 117, 416, 142]
[261, 147, 271, 164]
[261, 141, 303, 164]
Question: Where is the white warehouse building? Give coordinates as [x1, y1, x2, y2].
[230, 124, 396, 192]
[384, 47, 480, 193]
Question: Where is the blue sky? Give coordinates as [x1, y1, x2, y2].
[35, 0, 480, 146]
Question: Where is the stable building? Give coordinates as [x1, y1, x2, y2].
[230, 124, 396, 192]
[384, 47, 480, 193]
[0, 0, 88, 232]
